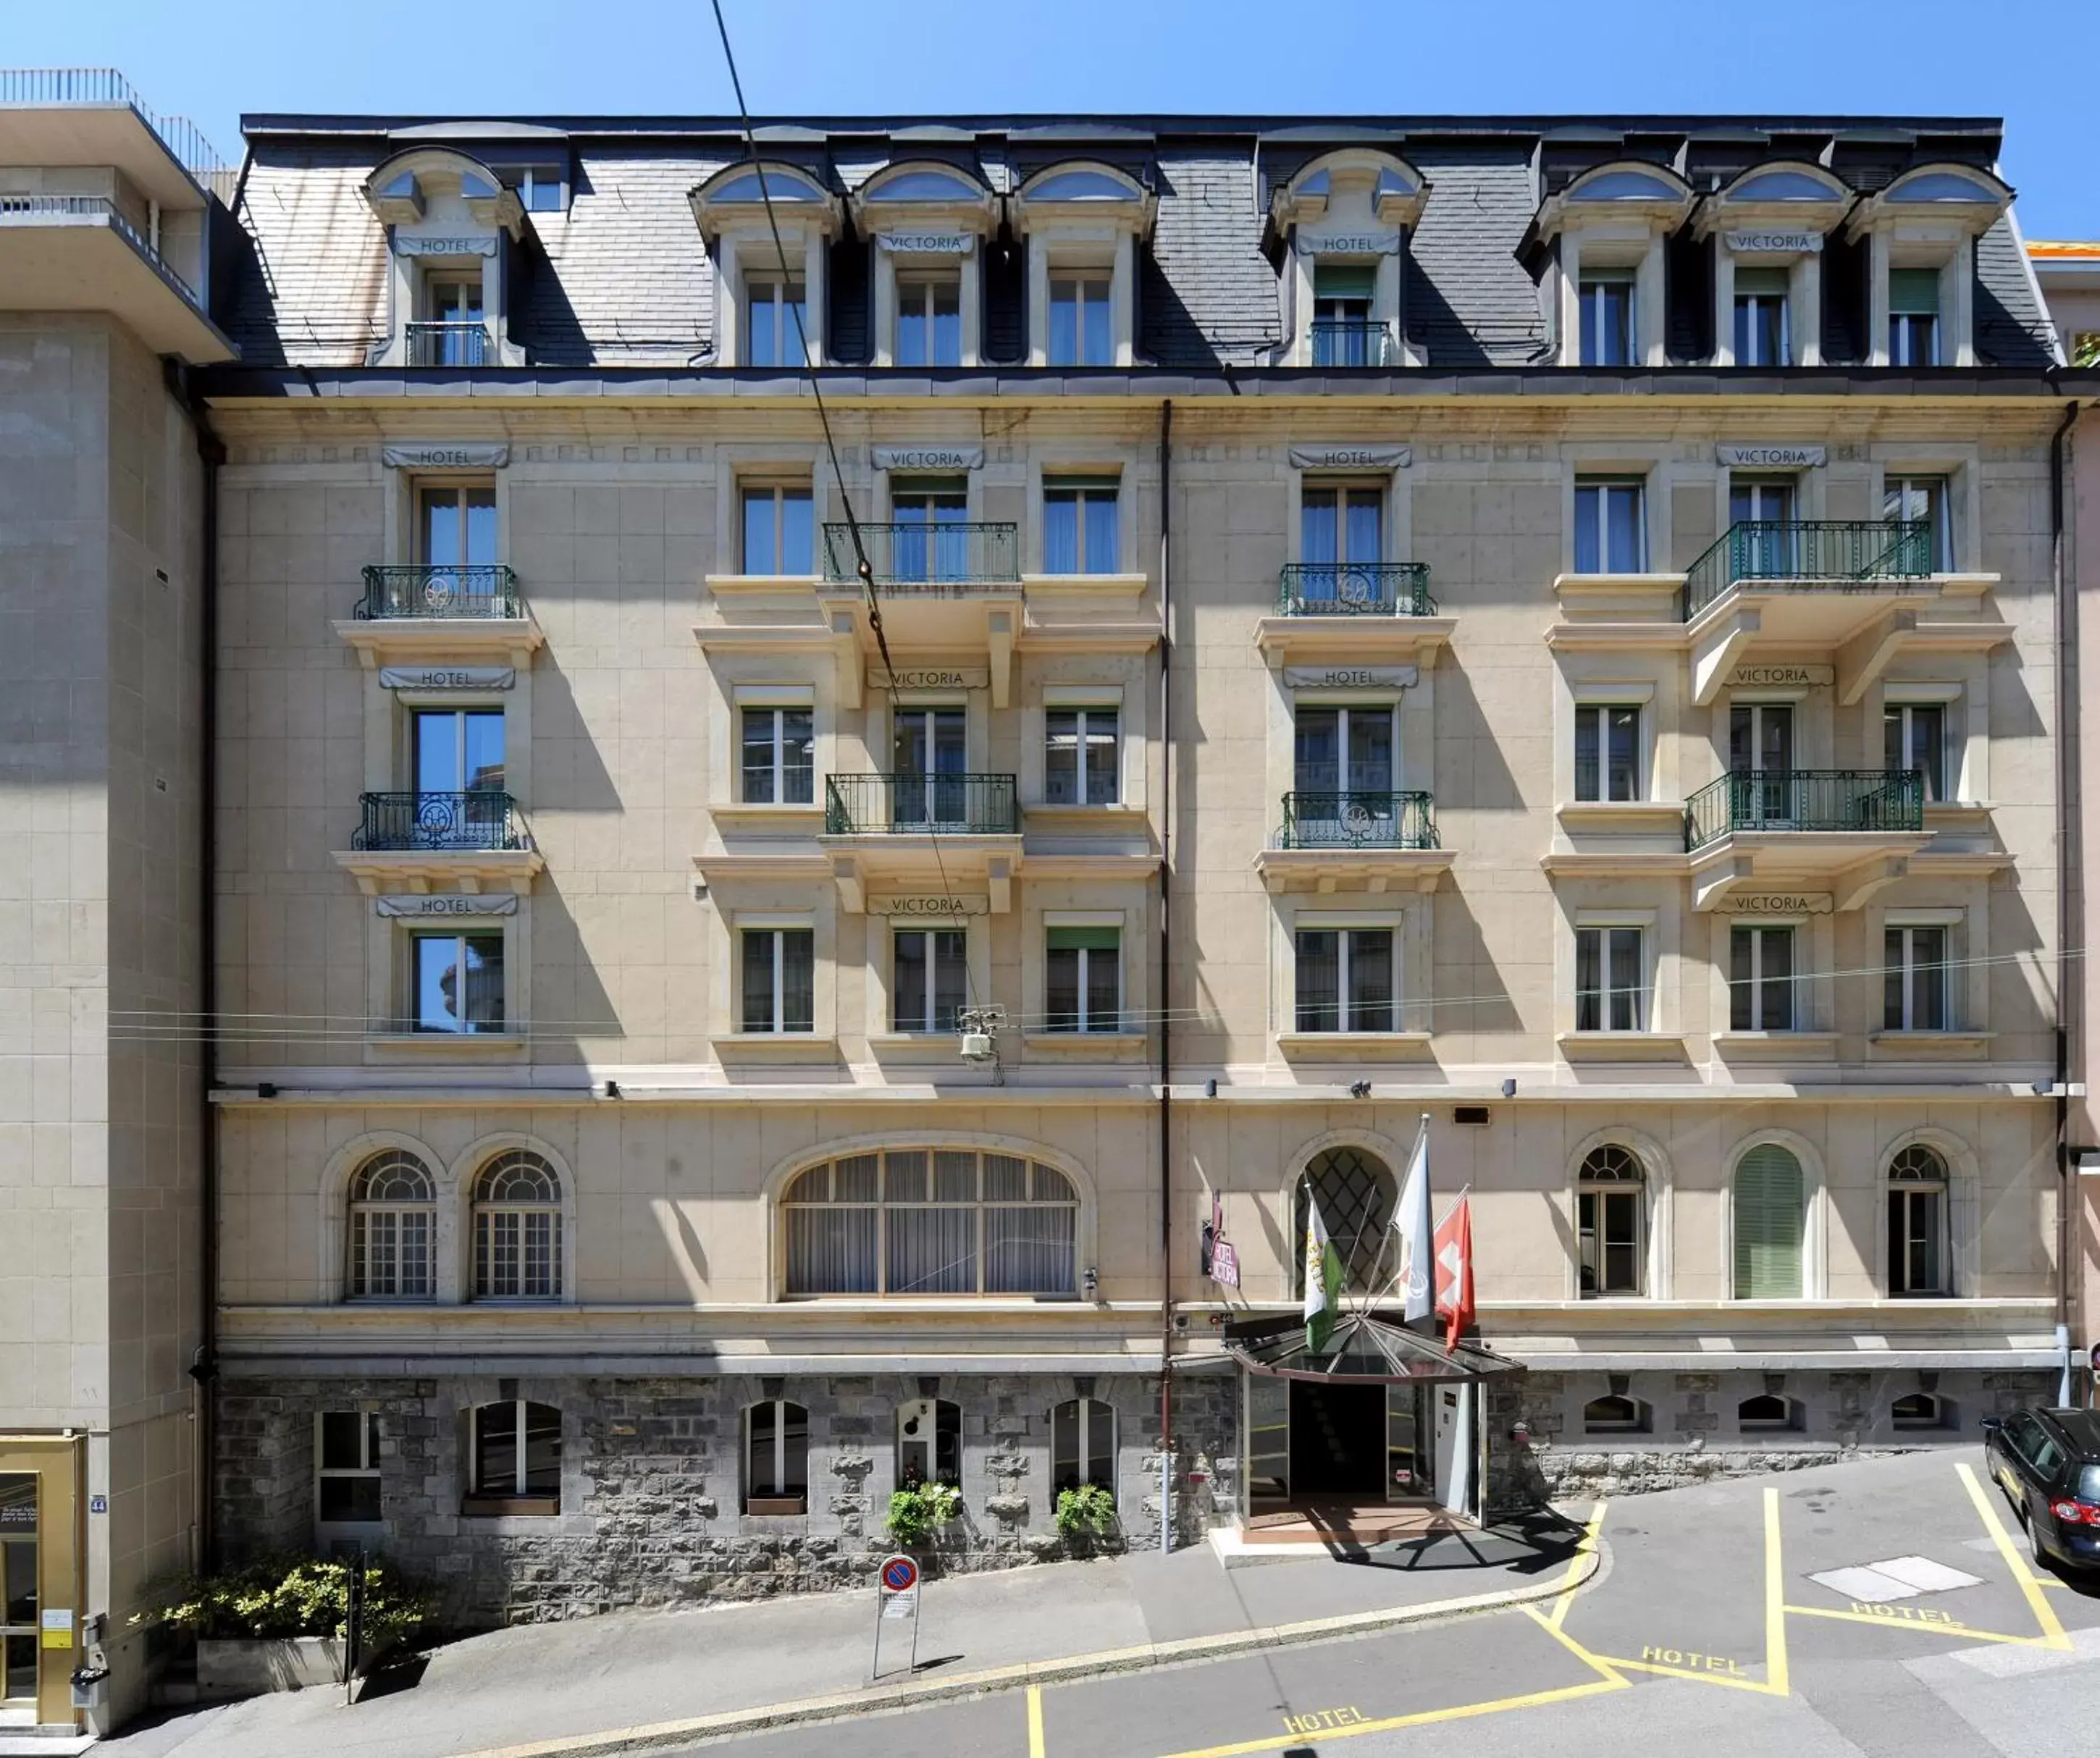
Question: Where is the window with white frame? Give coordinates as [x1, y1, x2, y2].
[781, 1148, 1080, 1296]
[1043, 476, 1120, 575]
[1578, 269, 1635, 365]
[1300, 484, 1385, 596]
[1886, 1144, 1951, 1296]
[471, 1151, 563, 1300]
[741, 706, 815, 804]
[744, 274, 807, 368]
[1576, 1145, 1644, 1297]
[1883, 922, 1949, 1031]
[1051, 1397, 1116, 1495]
[896, 271, 962, 366]
[742, 927, 815, 1033]
[1311, 264, 1379, 365]
[1575, 925, 1647, 1031]
[1729, 924, 1797, 1031]
[1884, 699, 1949, 802]
[1573, 477, 1646, 573]
[1045, 705, 1120, 805]
[1888, 267, 1940, 366]
[1882, 473, 1951, 571]
[346, 1151, 436, 1299]
[411, 931, 505, 1035]
[466, 1399, 560, 1508]
[316, 1413, 382, 1524]
[417, 276, 488, 365]
[1294, 925, 1396, 1033]
[1733, 266, 1791, 365]
[740, 482, 814, 573]
[743, 1400, 810, 1510]
[417, 481, 499, 568]
[1045, 925, 1121, 1032]
[893, 928, 967, 1033]
[1293, 704, 1396, 841]
[1573, 702, 1641, 802]
[503, 163, 566, 212]
[1049, 272, 1113, 366]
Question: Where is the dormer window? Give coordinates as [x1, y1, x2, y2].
[1845, 162, 2012, 368]
[744, 274, 808, 368]
[690, 161, 840, 369]
[1697, 161, 1847, 368]
[1016, 161, 1158, 369]
[362, 148, 524, 368]
[1272, 149, 1426, 368]
[1049, 273, 1113, 366]
[1888, 268, 1940, 366]
[897, 271, 962, 367]
[508, 164, 566, 213]
[1734, 268, 1791, 366]
[419, 277, 489, 366]
[1533, 161, 1694, 368]
[1578, 269, 1635, 366]
[1311, 265, 1378, 366]
[852, 160, 996, 369]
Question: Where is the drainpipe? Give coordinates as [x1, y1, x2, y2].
[1157, 398, 1175, 1551]
[2051, 392, 2080, 1404]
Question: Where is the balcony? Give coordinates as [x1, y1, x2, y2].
[822, 521, 1020, 591]
[1255, 791, 1453, 896]
[819, 773, 1022, 914]
[1309, 318, 1401, 369]
[335, 566, 542, 670]
[0, 190, 231, 359]
[358, 564, 521, 621]
[1681, 521, 1933, 623]
[406, 321, 493, 367]
[1684, 770, 1929, 912]
[1277, 562, 1435, 618]
[355, 791, 527, 852]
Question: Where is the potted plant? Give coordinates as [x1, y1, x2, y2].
[886, 1468, 963, 1554]
[151, 1557, 430, 1699]
[1054, 1484, 1119, 1555]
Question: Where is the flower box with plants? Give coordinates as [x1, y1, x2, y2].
[1054, 1484, 1120, 1555]
[150, 1557, 430, 1699]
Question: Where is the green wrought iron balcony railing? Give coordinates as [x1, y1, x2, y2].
[1277, 560, 1435, 617]
[824, 773, 1020, 835]
[1277, 791, 1438, 850]
[1684, 770, 1923, 852]
[1680, 520, 1935, 621]
[405, 321, 494, 367]
[821, 521, 1020, 591]
[1309, 318, 1402, 368]
[354, 791, 527, 852]
[357, 563, 521, 620]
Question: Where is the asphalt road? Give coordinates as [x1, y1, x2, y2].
[690, 1450, 2100, 1758]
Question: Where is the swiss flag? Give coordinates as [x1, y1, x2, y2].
[1433, 1195, 1475, 1349]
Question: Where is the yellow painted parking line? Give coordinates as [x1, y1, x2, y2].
[1521, 1602, 1629, 1686]
[1594, 1653, 1781, 1694]
[1784, 1604, 2051, 1647]
[1957, 1460, 2074, 1652]
[1027, 1683, 1046, 1758]
[1764, 1486, 1790, 1697]
[1548, 1500, 1608, 1631]
[1152, 1677, 1629, 1758]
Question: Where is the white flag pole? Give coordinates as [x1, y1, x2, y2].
[1398, 1113, 1435, 1328]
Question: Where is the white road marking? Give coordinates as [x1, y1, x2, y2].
[1807, 1555, 1981, 1601]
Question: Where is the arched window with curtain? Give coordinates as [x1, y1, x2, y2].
[1291, 1147, 1397, 1296]
[1576, 1145, 1644, 1298]
[1733, 1144, 1805, 1298]
[1051, 1398, 1115, 1495]
[744, 1400, 810, 1513]
[1886, 1145, 1950, 1295]
[781, 1148, 1079, 1296]
[471, 1150, 563, 1300]
[346, 1151, 437, 1300]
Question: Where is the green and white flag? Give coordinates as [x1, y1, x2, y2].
[1302, 1190, 1344, 1355]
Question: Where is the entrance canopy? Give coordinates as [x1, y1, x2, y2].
[1226, 1310, 1521, 1385]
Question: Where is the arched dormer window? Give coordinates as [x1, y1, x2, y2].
[1534, 161, 1694, 368]
[362, 148, 524, 369]
[1696, 163, 1849, 367]
[852, 161, 997, 369]
[1013, 161, 1156, 369]
[1845, 164, 2012, 368]
[1269, 150, 1427, 369]
[688, 161, 841, 369]
[346, 1151, 437, 1300]
[471, 1149, 564, 1300]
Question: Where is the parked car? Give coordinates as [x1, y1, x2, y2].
[1981, 1407, 2100, 1573]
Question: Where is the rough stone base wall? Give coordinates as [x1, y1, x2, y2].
[216, 1369, 1239, 1628]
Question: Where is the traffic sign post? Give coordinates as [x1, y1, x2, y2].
[870, 1554, 921, 1682]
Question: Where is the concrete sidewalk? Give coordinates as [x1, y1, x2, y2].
[99, 1512, 1595, 1758]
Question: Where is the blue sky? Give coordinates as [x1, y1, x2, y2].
[12, 0, 2095, 237]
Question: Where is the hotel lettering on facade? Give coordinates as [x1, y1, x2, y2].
[6, 75, 2096, 1683]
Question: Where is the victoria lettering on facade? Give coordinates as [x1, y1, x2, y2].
[878, 232, 973, 255]
[1714, 445, 1827, 470]
[871, 445, 985, 471]
[868, 668, 991, 692]
[1726, 665, 1834, 688]
[1731, 893, 1833, 915]
[870, 895, 987, 917]
[1726, 232, 1825, 255]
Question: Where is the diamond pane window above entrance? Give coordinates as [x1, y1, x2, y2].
[1293, 1146, 1397, 1295]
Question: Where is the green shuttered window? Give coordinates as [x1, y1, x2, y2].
[1733, 1144, 1805, 1298]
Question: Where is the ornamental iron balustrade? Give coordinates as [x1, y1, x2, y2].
[1309, 317, 1401, 368]
[1277, 560, 1435, 616]
[1277, 791, 1438, 850]
[357, 564, 521, 620]
[821, 521, 1020, 590]
[1684, 769, 1923, 851]
[354, 791, 526, 851]
[1680, 519, 1934, 621]
[824, 773, 1020, 835]
[405, 321, 493, 367]
[0, 193, 201, 299]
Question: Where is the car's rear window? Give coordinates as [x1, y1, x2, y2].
[2080, 1464, 2100, 1503]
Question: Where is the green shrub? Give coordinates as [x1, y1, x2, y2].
[152, 1558, 430, 1654]
[885, 1481, 962, 1547]
[1054, 1484, 1117, 1541]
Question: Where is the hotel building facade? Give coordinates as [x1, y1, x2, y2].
[5, 77, 2094, 1723]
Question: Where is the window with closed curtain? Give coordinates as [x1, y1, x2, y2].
[1733, 1144, 1805, 1298]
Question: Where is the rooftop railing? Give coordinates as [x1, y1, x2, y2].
[822, 521, 1020, 591]
[1310, 318, 1402, 368]
[1277, 560, 1435, 617]
[0, 193, 200, 300]
[354, 791, 527, 853]
[405, 322, 494, 367]
[358, 565, 521, 620]
[0, 67, 228, 186]
[1680, 520, 1935, 621]
[824, 773, 1020, 835]
[1684, 770, 1923, 852]
[1277, 791, 1438, 850]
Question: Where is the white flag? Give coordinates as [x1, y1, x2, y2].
[1395, 1118, 1433, 1325]
[1302, 1191, 1330, 1331]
